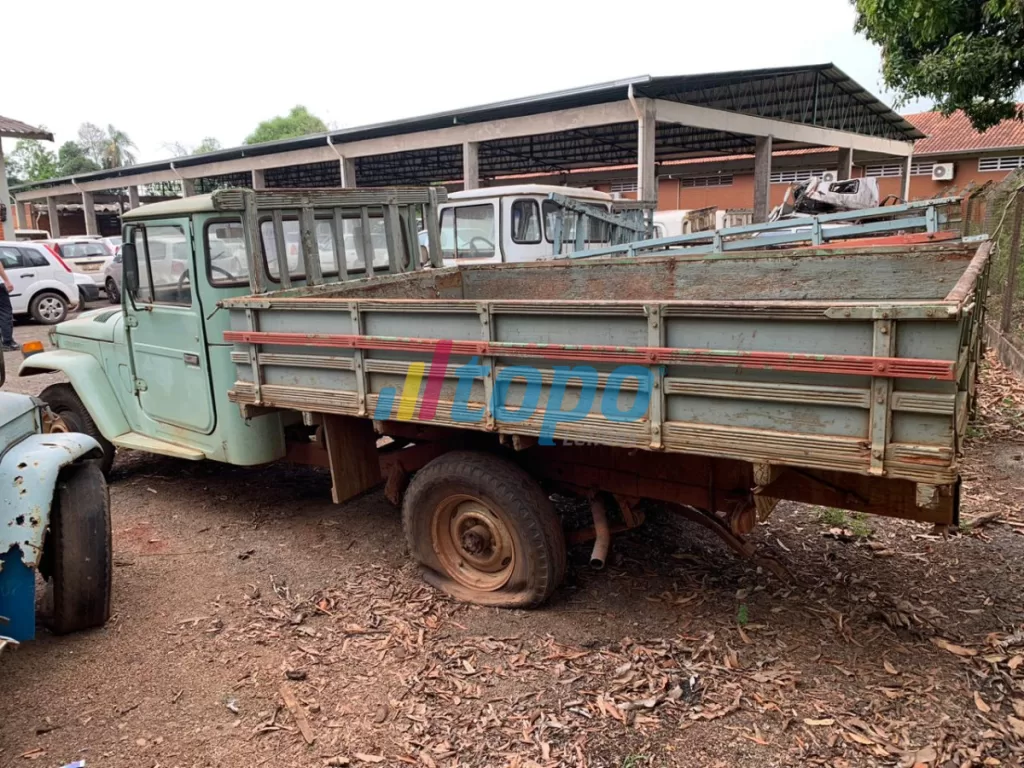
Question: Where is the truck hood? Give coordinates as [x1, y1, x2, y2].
[54, 308, 124, 343]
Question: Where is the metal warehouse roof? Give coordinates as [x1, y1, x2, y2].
[0, 115, 52, 141]
[12, 63, 922, 192]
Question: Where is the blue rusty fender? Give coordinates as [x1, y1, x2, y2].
[1, 430, 102, 571]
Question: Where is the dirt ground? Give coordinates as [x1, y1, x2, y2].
[3, 316, 1024, 768]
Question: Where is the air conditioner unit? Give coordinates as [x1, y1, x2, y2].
[932, 162, 955, 181]
[818, 171, 838, 183]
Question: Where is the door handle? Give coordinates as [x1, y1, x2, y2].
[19, 273, 34, 278]
[183, 353, 200, 367]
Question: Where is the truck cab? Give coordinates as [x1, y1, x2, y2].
[17, 189, 434, 475]
[426, 184, 615, 266]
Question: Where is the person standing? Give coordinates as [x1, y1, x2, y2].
[0, 258, 16, 351]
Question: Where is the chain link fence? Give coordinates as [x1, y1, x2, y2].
[975, 171, 1024, 347]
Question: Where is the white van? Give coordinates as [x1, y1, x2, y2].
[429, 184, 615, 266]
[0, 241, 79, 323]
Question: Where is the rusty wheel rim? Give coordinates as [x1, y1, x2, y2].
[431, 494, 515, 591]
[43, 410, 70, 434]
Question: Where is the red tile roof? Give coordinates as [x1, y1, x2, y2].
[906, 106, 1024, 155]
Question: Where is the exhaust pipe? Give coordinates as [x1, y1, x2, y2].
[589, 495, 610, 569]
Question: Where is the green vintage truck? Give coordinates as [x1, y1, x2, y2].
[19, 187, 988, 607]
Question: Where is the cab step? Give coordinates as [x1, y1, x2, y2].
[110, 432, 206, 460]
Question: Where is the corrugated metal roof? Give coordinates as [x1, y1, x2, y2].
[0, 115, 53, 141]
[13, 63, 920, 191]
[905, 107, 1024, 155]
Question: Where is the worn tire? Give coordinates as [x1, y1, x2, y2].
[46, 461, 112, 634]
[403, 451, 566, 608]
[29, 291, 68, 324]
[105, 278, 120, 304]
[40, 383, 115, 476]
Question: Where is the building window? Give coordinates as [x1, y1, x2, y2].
[609, 179, 638, 193]
[769, 169, 833, 184]
[979, 156, 1024, 172]
[680, 174, 733, 188]
[864, 162, 934, 177]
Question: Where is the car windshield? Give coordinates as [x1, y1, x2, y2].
[105, 236, 123, 247]
[60, 242, 113, 259]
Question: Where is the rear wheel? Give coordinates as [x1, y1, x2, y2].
[105, 278, 120, 304]
[46, 461, 112, 634]
[40, 383, 115, 476]
[402, 451, 566, 608]
[30, 291, 68, 324]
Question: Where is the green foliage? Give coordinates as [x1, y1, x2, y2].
[848, 512, 874, 538]
[817, 507, 850, 528]
[853, 0, 1024, 131]
[245, 105, 327, 145]
[102, 125, 136, 169]
[56, 141, 100, 176]
[621, 756, 650, 768]
[6, 139, 57, 185]
[194, 136, 222, 154]
[817, 507, 873, 537]
[736, 603, 749, 626]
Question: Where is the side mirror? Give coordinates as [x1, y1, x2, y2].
[122, 242, 140, 294]
[0, 345, 6, 388]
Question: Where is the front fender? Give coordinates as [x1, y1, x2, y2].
[19, 349, 131, 441]
[0, 432, 101, 569]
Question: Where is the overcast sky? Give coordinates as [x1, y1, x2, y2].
[2, 0, 928, 163]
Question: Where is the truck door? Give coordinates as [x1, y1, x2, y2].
[502, 197, 550, 263]
[123, 219, 215, 435]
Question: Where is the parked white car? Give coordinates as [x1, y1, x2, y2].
[0, 241, 79, 324]
[43, 238, 115, 296]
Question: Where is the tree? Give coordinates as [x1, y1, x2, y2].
[194, 136, 222, 154]
[245, 105, 327, 145]
[55, 141, 100, 176]
[6, 139, 57, 185]
[854, 0, 1024, 132]
[102, 125, 136, 168]
[163, 136, 222, 158]
[77, 122, 107, 166]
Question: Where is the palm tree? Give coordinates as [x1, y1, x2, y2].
[102, 125, 137, 169]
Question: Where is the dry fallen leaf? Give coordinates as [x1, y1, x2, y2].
[803, 718, 835, 726]
[844, 730, 875, 746]
[913, 745, 938, 764]
[883, 660, 899, 675]
[1013, 699, 1024, 719]
[1009, 655, 1023, 670]
[931, 637, 978, 657]
[354, 754, 386, 764]
[1008, 716, 1024, 738]
[975, 691, 992, 714]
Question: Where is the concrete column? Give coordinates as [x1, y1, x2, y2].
[462, 142, 480, 190]
[0, 142, 10, 240]
[753, 135, 773, 223]
[128, 186, 140, 209]
[340, 156, 357, 189]
[251, 169, 266, 190]
[82, 191, 98, 236]
[899, 153, 913, 201]
[181, 178, 197, 197]
[47, 197, 61, 238]
[837, 147, 854, 181]
[636, 98, 657, 203]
